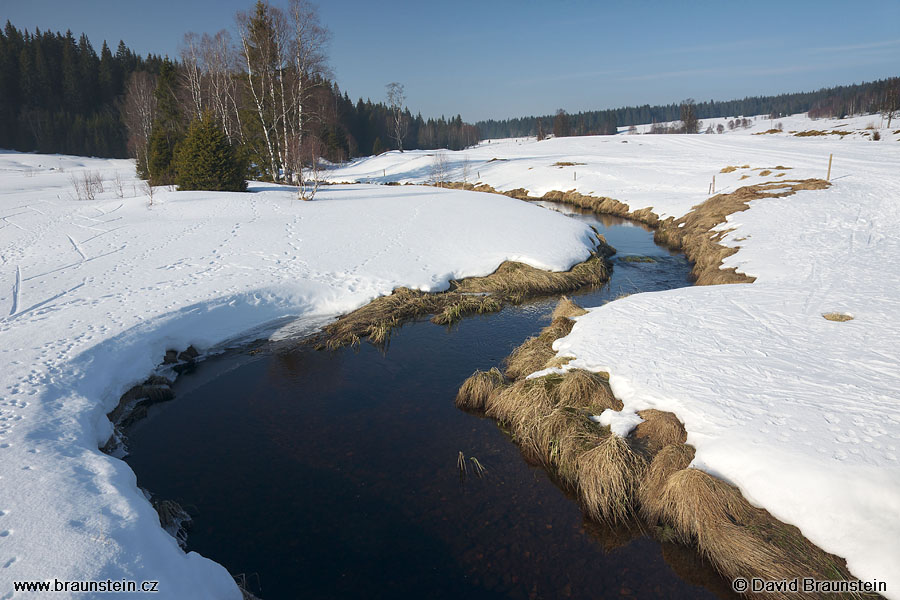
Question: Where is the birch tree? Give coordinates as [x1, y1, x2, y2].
[386, 82, 407, 151]
[236, 1, 285, 181]
[122, 71, 157, 178]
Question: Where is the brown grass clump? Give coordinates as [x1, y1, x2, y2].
[633, 409, 687, 451]
[316, 250, 612, 350]
[556, 369, 621, 411]
[739, 174, 750, 180]
[456, 255, 612, 296]
[773, 165, 791, 170]
[823, 312, 854, 322]
[431, 295, 502, 325]
[647, 466, 860, 595]
[455, 367, 505, 411]
[654, 179, 830, 285]
[485, 378, 556, 443]
[639, 443, 696, 516]
[504, 335, 558, 379]
[758, 169, 772, 176]
[753, 129, 782, 135]
[533, 407, 607, 485]
[719, 166, 739, 173]
[794, 129, 852, 138]
[576, 434, 647, 524]
[551, 295, 588, 320]
[553, 161, 585, 167]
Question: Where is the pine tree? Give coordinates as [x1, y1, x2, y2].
[175, 112, 247, 192]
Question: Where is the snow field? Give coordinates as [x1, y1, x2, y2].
[0, 153, 596, 599]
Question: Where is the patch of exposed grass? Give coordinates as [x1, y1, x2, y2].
[551, 295, 588, 320]
[456, 367, 505, 411]
[823, 312, 853, 322]
[557, 369, 621, 411]
[315, 251, 611, 350]
[653, 179, 830, 285]
[739, 174, 750, 180]
[577, 434, 647, 524]
[794, 129, 853, 138]
[633, 409, 687, 451]
[621, 255, 656, 263]
[753, 129, 782, 135]
[758, 169, 772, 176]
[553, 161, 586, 167]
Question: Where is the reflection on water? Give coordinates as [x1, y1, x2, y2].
[125, 205, 737, 599]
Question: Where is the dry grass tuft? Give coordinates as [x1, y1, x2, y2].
[633, 409, 687, 451]
[456, 256, 612, 297]
[532, 406, 607, 485]
[557, 369, 621, 411]
[504, 313, 578, 380]
[551, 296, 588, 320]
[739, 174, 750, 180]
[576, 434, 647, 524]
[823, 312, 853, 322]
[753, 129, 782, 135]
[646, 466, 860, 592]
[758, 169, 772, 176]
[455, 367, 505, 411]
[553, 161, 586, 167]
[719, 166, 739, 173]
[504, 335, 558, 380]
[431, 295, 502, 325]
[485, 378, 557, 445]
[639, 443, 696, 518]
[794, 129, 852, 138]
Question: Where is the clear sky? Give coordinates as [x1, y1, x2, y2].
[4, 0, 900, 122]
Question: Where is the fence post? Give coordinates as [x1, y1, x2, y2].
[827, 154, 833, 180]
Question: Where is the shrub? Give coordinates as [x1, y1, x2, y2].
[175, 113, 247, 192]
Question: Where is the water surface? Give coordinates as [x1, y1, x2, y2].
[126, 203, 738, 599]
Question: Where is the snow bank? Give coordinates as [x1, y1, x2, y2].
[0, 152, 595, 599]
[328, 114, 900, 594]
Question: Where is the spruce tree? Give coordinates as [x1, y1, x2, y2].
[146, 58, 183, 185]
[175, 112, 246, 192]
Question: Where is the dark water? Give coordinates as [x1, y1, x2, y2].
[125, 203, 738, 600]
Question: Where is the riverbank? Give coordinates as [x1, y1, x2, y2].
[327, 115, 900, 595]
[0, 153, 598, 599]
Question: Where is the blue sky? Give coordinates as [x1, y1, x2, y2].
[4, 0, 900, 121]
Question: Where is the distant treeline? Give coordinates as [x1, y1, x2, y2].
[0, 20, 478, 162]
[476, 78, 900, 139]
[0, 22, 165, 157]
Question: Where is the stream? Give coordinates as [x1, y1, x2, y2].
[124, 202, 739, 599]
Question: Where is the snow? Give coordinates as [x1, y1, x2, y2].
[327, 112, 900, 594]
[0, 152, 595, 599]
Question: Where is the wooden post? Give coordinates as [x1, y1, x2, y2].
[827, 154, 833, 180]
[712, 175, 715, 194]
[383, 169, 386, 178]
[574, 171, 577, 181]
